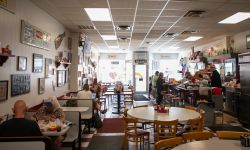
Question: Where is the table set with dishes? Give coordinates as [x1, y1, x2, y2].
[38, 119, 71, 136]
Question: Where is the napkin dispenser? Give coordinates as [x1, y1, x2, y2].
[241, 135, 250, 147]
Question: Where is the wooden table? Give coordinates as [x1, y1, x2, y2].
[127, 107, 200, 122]
[172, 139, 248, 150]
[61, 107, 89, 112]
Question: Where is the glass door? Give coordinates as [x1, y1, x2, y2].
[134, 64, 147, 93]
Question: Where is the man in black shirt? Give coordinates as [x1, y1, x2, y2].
[210, 65, 222, 88]
[156, 72, 165, 105]
[0, 100, 42, 137]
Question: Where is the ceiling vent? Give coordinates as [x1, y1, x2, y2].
[115, 25, 131, 31]
[184, 10, 206, 17]
[181, 30, 199, 34]
[162, 33, 178, 38]
[118, 37, 131, 41]
[78, 25, 95, 30]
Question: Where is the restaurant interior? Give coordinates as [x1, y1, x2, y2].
[1, 0, 250, 150]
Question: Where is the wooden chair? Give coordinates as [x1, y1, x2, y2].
[154, 137, 183, 150]
[182, 131, 213, 142]
[187, 117, 203, 132]
[155, 120, 178, 142]
[199, 109, 205, 130]
[216, 131, 250, 139]
[133, 105, 154, 130]
[122, 117, 150, 150]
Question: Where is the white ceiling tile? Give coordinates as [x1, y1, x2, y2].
[109, 0, 137, 9]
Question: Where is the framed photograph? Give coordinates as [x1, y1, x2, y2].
[20, 20, 51, 50]
[45, 58, 53, 78]
[11, 74, 30, 96]
[17, 56, 27, 71]
[33, 53, 43, 73]
[38, 78, 45, 94]
[0, 80, 8, 101]
[57, 70, 66, 87]
[247, 35, 250, 49]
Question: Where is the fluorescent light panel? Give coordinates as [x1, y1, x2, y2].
[84, 8, 111, 21]
[219, 12, 250, 24]
[101, 35, 117, 40]
[184, 36, 203, 41]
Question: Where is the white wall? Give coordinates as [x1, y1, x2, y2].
[0, 0, 70, 115]
[233, 29, 250, 53]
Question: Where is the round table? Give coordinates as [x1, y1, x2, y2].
[127, 107, 200, 122]
[172, 139, 248, 150]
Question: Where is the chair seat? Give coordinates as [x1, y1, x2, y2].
[127, 129, 150, 136]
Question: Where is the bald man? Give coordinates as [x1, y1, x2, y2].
[0, 100, 42, 137]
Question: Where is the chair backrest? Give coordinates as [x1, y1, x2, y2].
[0, 136, 51, 150]
[182, 131, 213, 142]
[216, 131, 250, 139]
[187, 117, 203, 132]
[123, 116, 138, 134]
[77, 99, 93, 117]
[154, 137, 183, 150]
[155, 120, 178, 142]
[199, 109, 205, 129]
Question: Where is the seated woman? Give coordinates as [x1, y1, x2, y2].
[78, 84, 107, 114]
[32, 97, 65, 150]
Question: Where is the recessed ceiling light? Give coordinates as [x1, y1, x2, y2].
[108, 46, 119, 49]
[183, 36, 203, 41]
[219, 12, 250, 24]
[101, 35, 117, 40]
[84, 8, 111, 21]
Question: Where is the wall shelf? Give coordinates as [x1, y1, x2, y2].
[0, 53, 15, 66]
[55, 61, 71, 68]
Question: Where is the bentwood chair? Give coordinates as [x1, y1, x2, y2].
[182, 131, 213, 142]
[122, 116, 150, 150]
[216, 131, 250, 139]
[155, 120, 178, 142]
[154, 137, 183, 150]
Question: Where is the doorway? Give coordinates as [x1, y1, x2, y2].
[134, 64, 148, 93]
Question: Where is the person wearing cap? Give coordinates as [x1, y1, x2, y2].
[210, 64, 222, 88]
[32, 97, 65, 150]
[33, 97, 65, 122]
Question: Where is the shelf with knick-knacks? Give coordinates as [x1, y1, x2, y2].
[0, 45, 15, 66]
[55, 56, 71, 68]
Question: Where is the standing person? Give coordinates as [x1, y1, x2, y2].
[148, 76, 152, 99]
[210, 64, 222, 88]
[152, 71, 159, 99]
[0, 100, 42, 137]
[156, 72, 165, 105]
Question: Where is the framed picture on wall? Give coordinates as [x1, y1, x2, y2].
[0, 80, 8, 101]
[57, 70, 66, 87]
[45, 58, 53, 78]
[11, 74, 30, 96]
[38, 78, 45, 94]
[33, 53, 43, 73]
[17, 56, 27, 71]
[247, 35, 250, 49]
